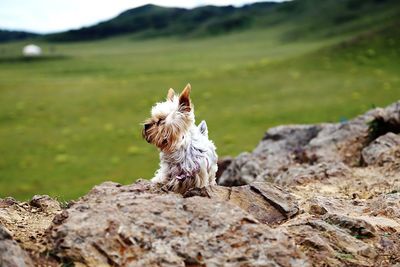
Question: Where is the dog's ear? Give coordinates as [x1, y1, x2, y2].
[198, 120, 208, 137]
[179, 83, 191, 112]
[167, 88, 175, 101]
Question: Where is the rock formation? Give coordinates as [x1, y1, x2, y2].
[1, 101, 399, 266]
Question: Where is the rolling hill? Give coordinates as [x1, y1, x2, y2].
[1, 0, 400, 43]
[45, 2, 277, 41]
[0, 30, 39, 43]
[44, 0, 400, 42]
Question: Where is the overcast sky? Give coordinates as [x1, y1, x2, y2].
[0, 0, 286, 34]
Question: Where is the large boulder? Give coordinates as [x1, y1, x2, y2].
[219, 101, 400, 186]
[49, 181, 307, 267]
[362, 132, 400, 167]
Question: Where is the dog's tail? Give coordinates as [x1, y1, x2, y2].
[198, 120, 208, 137]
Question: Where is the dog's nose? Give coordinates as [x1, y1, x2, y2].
[144, 123, 151, 131]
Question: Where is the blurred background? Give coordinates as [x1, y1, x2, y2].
[0, 0, 399, 200]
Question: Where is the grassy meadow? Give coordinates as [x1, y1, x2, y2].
[0, 22, 399, 200]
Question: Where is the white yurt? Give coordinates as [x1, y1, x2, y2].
[22, 44, 42, 57]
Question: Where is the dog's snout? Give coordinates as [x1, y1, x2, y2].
[144, 123, 151, 131]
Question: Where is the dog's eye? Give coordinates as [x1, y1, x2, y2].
[157, 118, 165, 126]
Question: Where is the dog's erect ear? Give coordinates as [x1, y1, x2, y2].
[179, 83, 191, 112]
[167, 88, 175, 101]
[198, 120, 208, 137]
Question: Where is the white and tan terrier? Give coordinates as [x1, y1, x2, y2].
[142, 84, 218, 194]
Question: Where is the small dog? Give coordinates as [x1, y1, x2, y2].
[142, 84, 218, 194]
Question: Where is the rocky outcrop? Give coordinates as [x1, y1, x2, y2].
[49, 181, 307, 267]
[0, 101, 399, 266]
[219, 101, 400, 186]
[362, 132, 400, 167]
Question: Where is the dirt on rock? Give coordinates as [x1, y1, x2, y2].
[0, 195, 62, 266]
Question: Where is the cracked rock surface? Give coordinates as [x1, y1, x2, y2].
[49, 181, 307, 267]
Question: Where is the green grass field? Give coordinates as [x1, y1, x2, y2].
[0, 22, 399, 200]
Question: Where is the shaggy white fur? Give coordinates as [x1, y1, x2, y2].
[143, 84, 218, 194]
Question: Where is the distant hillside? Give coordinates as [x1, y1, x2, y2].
[45, 0, 400, 42]
[0, 30, 39, 42]
[260, 0, 400, 40]
[1, 0, 398, 43]
[46, 2, 277, 41]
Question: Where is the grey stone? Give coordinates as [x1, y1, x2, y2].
[0, 225, 33, 267]
[49, 181, 308, 267]
[362, 132, 400, 166]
